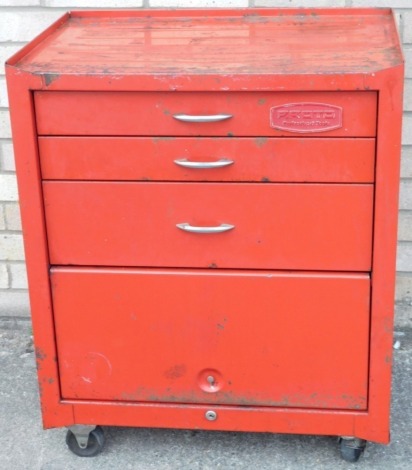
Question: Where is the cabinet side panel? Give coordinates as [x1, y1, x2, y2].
[355, 65, 404, 444]
[5, 67, 73, 428]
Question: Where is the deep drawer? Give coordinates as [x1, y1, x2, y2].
[39, 137, 375, 183]
[51, 267, 370, 410]
[43, 182, 373, 271]
[35, 91, 377, 137]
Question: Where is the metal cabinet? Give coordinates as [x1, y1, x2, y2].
[6, 8, 403, 462]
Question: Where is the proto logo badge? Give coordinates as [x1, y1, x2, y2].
[270, 102, 343, 133]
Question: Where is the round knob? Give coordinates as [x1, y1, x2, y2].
[205, 410, 217, 421]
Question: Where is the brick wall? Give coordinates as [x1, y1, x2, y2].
[0, 0, 411, 325]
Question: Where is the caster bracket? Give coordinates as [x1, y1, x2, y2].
[67, 424, 96, 449]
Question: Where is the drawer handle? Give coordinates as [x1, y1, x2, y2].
[172, 114, 233, 123]
[174, 158, 234, 169]
[176, 223, 235, 234]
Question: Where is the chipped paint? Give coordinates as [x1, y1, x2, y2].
[35, 347, 46, 370]
[255, 137, 268, 148]
[43, 73, 60, 86]
[217, 317, 228, 330]
[164, 364, 187, 380]
[243, 13, 269, 25]
[35, 347, 46, 361]
[152, 136, 176, 142]
[112, 386, 367, 409]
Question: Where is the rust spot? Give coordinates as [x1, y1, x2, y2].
[153, 136, 176, 142]
[35, 347, 46, 361]
[227, 132, 234, 137]
[165, 364, 187, 379]
[35, 347, 46, 369]
[38, 381, 44, 398]
[217, 317, 228, 330]
[208, 263, 217, 268]
[243, 14, 269, 24]
[261, 177, 271, 182]
[257, 98, 266, 106]
[43, 73, 60, 86]
[255, 137, 267, 148]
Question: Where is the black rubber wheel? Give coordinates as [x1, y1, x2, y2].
[66, 426, 105, 457]
[339, 438, 366, 463]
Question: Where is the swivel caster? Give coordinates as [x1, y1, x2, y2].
[66, 425, 105, 457]
[338, 436, 366, 462]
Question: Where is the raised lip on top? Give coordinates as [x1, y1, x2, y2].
[5, 8, 399, 69]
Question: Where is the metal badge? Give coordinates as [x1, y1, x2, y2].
[270, 102, 343, 133]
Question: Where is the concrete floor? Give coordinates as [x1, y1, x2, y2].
[0, 318, 411, 470]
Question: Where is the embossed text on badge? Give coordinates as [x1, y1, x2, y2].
[270, 102, 343, 133]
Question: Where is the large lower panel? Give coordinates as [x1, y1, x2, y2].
[51, 268, 370, 410]
[43, 182, 373, 271]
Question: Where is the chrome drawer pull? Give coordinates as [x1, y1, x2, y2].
[174, 158, 234, 169]
[176, 223, 235, 234]
[172, 114, 233, 123]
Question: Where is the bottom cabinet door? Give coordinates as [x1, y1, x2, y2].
[51, 268, 370, 410]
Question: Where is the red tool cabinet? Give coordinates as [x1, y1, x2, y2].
[6, 8, 403, 462]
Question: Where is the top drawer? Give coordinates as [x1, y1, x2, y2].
[34, 91, 377, 137]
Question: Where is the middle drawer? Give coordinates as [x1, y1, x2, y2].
[39, 137, 375, 183]
[43, 182, 373, 271]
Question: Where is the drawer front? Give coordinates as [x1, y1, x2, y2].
[51, 268, 369, 410]
[39, 137, 375, 183]
[35, 91, 377, 137]
[43, 182, 373, 271]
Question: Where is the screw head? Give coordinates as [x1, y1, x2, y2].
[205, 410, 217, 421]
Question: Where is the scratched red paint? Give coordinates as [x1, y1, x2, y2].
[5, 9, 403, 446]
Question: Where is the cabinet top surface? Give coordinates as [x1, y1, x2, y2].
[10, 9, 402, 77]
